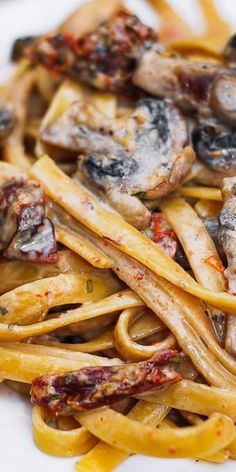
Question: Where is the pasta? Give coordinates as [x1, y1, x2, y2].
[78, 409, 235, 458]
[2, 65, 36, 170]
[31, 155, 236, 314]
[32, 405, 96, 457]
[1, 0, 236, 470]
[160, 197, 226, 341]
[180, 185, 222, 201]
[55, 225, 114, 269]
[114, 307, 176, 360]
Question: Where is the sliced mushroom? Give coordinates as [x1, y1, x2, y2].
[210, 75, 236, 127]
[134, 46, 217, 113]
[0, 178, 58, 263]
[201, 217, 225, 261]
[192, 124, 236, 177]
[41, 97, 194, 229]
[185, 160, 223, 187]
[134, 45, 236, 127]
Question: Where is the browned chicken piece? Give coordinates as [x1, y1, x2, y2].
[31, 350, 182, 415]
[218, 177, 236, 356]
[25, 12, 236, 126]
[0, 178, 58, 262]
[41, 97, 194, 229]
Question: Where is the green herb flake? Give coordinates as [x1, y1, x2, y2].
[86, 279, 94, 294]
[0, 305, 9, 315]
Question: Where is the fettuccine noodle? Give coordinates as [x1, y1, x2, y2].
[1, 0, 236, 470]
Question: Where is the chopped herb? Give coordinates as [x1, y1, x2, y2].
[86, 279, 94, 294]
[132, 191, 146, 199]
[0, 305, 9, 315]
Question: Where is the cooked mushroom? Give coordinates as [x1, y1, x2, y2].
[185, 160, 223, 187]
[192, 124, 236, 177]
[210, 75, 236, 127]
[41, 97, 194, 229]
[0, 178, 58, 262]
[201, 217, 225, 261]
[134, 45, 236, 127]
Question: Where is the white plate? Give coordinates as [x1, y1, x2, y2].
[0, 1, 236, 471]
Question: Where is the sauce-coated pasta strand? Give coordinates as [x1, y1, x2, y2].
[161, 197, 226, 341]
[30, 156, 236, 314]
[32, 405, 96, 457]
[78, 409, 235, 458]
[2, 2, 236, 471]
[0, 344, 120, 383]
[0, 273, 121, 325]
[76, 401, 170, 472]
[197, 0, 231, 38]
[34, 310, 164, 353]
[85, 234, 236, 387]
[60, 0, 122, 37]
[55, 225, 113, 269]
[143, 379, 236, 420]
[114, 307, 176, 360]
[76, 225, 236, 379]
[3, 67, 36, 170]
[180, 186, 222, 201]
[159, 416, 229, 463]
[147, 0, 192, 41]
[0, 290, 142, 341]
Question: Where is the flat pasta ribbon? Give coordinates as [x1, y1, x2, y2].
[31, 156, 236, 314]
[78, 408, 235, 458]
[32, 405, 96, 457]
